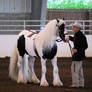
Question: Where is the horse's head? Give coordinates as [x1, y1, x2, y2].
[56, 19, 66, 42]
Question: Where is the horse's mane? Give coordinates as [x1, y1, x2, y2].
[36, 19, 58, 45]
[44, 20, 57, 32]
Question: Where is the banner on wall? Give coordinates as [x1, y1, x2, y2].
[47, 0, 92, 9]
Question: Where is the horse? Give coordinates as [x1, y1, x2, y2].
[9, 19, 66, 87]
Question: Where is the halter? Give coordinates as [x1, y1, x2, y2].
[56, 23, 66, 42]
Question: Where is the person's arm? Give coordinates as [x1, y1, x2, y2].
[65, 35, 74, 42]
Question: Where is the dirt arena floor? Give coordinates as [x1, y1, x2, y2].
[0, 57, 92, 92]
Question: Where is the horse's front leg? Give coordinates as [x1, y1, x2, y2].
[28, 57, 40, 84]
[51, 56, 63, 86]
[40, 58, 48, 86]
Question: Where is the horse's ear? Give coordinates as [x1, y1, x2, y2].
[56, 19, 59, 23]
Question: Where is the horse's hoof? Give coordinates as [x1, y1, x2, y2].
[17, 79, 27, 84]
[30, 77, 40, 84]
[31, 79, 40, 84]
[53, 81, 63, 87]
[40, 81, 49, 87]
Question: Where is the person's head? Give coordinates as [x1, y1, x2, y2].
[72, 21, 82, 33]
[72, 26, 80, 33]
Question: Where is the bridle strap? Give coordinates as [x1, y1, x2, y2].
[68, 41, 73, 56]
[56, 39, 62, 42]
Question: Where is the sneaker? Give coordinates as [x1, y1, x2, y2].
[69, 84, 79, 88]
[79, 86, 84, 88]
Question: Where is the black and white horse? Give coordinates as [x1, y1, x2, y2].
[9, 19, 66, 86]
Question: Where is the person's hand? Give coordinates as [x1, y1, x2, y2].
[65, 35, 69, 42]
[72, 49, 77, 53]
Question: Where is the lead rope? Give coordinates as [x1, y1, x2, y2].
[68, 41, 73, 56]
[56, 38, 73, 56]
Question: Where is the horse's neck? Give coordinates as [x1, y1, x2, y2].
[38, 28, 57, 44]
[36, 20, 57, 46]
[41, 22, 57, 40]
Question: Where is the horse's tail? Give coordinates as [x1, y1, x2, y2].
[9, 44, 18, 81]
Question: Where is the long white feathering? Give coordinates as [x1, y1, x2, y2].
[9, 44, 18, 81]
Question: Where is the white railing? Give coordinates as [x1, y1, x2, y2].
[0, 20, 92, 34]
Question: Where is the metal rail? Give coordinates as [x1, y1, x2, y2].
[0, 20, 92, 34]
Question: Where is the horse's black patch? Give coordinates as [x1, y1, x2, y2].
[17, 35, 28, 57]
[42, 43, 57, 60]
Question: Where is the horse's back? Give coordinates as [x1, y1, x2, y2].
[18, 30, 36, 38]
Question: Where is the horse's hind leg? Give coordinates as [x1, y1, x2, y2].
[51, 56, 63, 86]
[28, 57, 40, 84]
[23, 54, 29, 81]
[17, 55, 27, 83]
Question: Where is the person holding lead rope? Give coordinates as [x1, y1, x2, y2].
[65, 21, 88, 88]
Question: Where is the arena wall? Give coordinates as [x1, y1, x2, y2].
[0, 35, 91, 58]
[46, 9, 92, 20]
